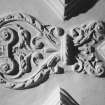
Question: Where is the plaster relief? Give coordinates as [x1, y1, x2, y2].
[0, 12, 105, 90]
[0, 12, 64, 89]
[68, 21, 105, 77]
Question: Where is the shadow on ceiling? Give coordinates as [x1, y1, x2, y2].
[64, 0, 99, 20]
[60, 88, 80, 105]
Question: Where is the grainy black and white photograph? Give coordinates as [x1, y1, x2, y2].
[0, 0, 105, 105]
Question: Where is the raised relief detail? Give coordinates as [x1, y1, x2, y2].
[0, 12, 105, 90]
[68, 21, 105, 77]
[0, 12, 64, 89]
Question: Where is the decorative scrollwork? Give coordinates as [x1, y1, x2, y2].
[0, 12, 105, 90]
[0, 12, 64, 89]
[68, 21, 105, 77]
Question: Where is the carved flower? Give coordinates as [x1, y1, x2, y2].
[31, 37, 44, 49]
[1, 28, 11, 41]
[32, 52, 44, 66]
[1, 63, 10, 74]
[96, 22, 105, 34]
[95, 62, 104, 76]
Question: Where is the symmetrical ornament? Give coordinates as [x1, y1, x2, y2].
[0, 12, 64, 89]
[42, 87, 79, 105]
[0, 12, 105, 90]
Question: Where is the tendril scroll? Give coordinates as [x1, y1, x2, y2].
[0, 12, 105, 90]
[0, 12, 64, 89]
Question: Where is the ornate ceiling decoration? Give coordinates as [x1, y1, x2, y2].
[0, 12, 105, 89]
[68, 21, 105, 77]
[0, 12, 64, 89]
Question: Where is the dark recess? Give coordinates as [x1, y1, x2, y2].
[64, 0, 99, 20]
